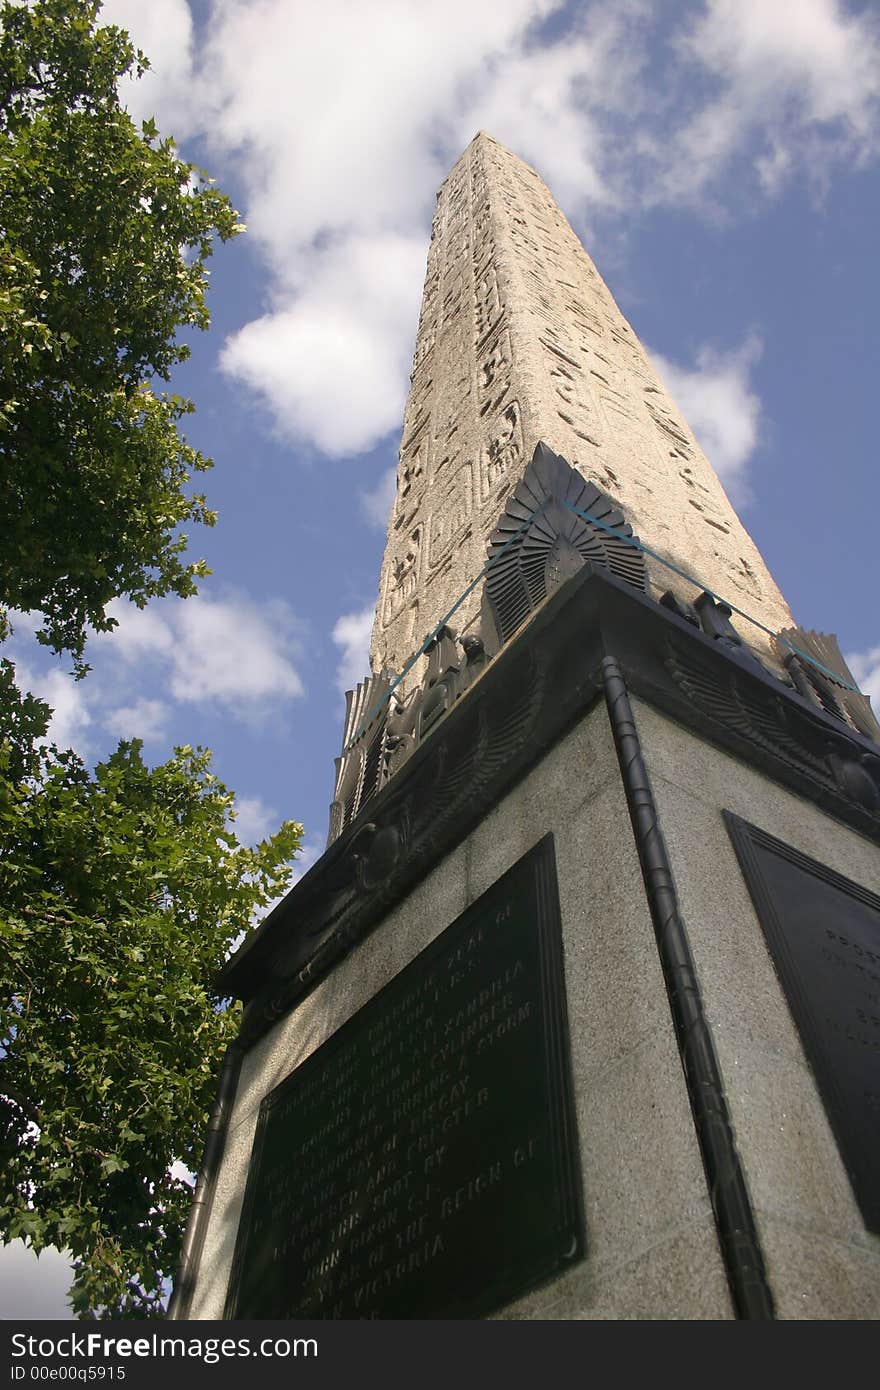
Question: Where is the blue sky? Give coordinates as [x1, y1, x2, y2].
[3, 0, 880, 1316]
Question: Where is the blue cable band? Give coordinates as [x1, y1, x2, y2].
[561, 499, 861, 695]
[342, 491, 862, 758]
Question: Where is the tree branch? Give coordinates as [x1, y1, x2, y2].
[0, 1074, 43, 1127]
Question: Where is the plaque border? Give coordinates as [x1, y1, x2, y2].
[724, 810, 880, 1232]
[223, 833, 584, 1319]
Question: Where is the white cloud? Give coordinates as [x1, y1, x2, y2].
[361, 466, 398, 529]
[140, 0, 642, 456]
[102, 593, 304, 716]
[95, 0, 880, 466]
[220, 234, 427, 455]
[5, 592, 305, 751]
[846, 646, 880, 708]
[684, 0, 879, 128]
[665, 0, 880, 200]
[12, 658, 93, 756]
[105, 697, 169, 743]
[100, 603, 175, 663]
[199, 1, 553, 259]
[172, 596, 302, 706]
[649, 335, 763, 501]
[332, 607, 374, 693]
[230, 794, 278, 846]
[103, 0, 198, 137]
[449, 4, 644, 214]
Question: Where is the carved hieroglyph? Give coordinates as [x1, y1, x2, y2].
[372, 132, 793, 679]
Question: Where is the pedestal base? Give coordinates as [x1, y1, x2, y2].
[174, 569, 880, 1320]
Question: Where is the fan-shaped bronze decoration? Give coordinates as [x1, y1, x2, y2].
[775, 627, 880, 742]
[486, 442, 646, 645]
[328, 670, 392, 843]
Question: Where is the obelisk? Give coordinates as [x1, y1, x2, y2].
[373, 132, 792, 681]
[174, 135, 880, 1325]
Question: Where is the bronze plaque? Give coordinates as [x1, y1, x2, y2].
[225, 835, 583, 1318]
[725, 813, 880, 1232]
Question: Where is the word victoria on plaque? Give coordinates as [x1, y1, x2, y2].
[224, 835, 584, 1319]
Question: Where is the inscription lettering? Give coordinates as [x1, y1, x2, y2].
[726, 814, 880, 1233]
[225, 838, 583, 1319]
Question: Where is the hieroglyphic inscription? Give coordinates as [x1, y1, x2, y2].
[381, 526, 421, 626]
[725, 814, 880, 1233]
[428, 465, 473, 569]
[370, 131, 793, 681]
[225, 837, 584, 1319]
[474, 260, 504, 345]
[479, 399, 523, 502]
[478, 327, 512, 416]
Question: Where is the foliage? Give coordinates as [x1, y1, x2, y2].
[0, 0, 243, 668]
[0, 2, 304, 1318]
[0, 669, 303, 1317]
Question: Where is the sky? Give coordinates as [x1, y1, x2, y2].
[3, 0, 880, 1317]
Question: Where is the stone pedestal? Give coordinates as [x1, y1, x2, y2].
[171, 567, 880, 1320]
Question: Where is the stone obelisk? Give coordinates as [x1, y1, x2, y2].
[373, 132, 792, 681]
[174, 135, 880, 1325]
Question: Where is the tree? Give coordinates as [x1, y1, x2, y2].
[0, 0, 242, 667]
[0, 3, 303, 1315]
[0, 670, 302, 1316]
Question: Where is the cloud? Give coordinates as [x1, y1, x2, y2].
[684, 0, 879, 128]
[648, 335, 763, 501]
[332, 607, 374, 693]
[448, 3, 645, 213]
[664, 0, 880, 200]
[199, 1, 554, 259]
[98, 0, 880, 465]
[103, 0, 197, 136]
[5, 591, 305, 754]
[360, 466, 398, 529]
[172, 596, 303, 706]
[12, 658, 93, 756]
[220, 234, 427, 455]
[102, 593, 304, 715]
[138, 0, 644, 455]
[846, 645, 880, 708]
[120, 0, 880, 237]
[230, 794, 279, 846]
[104, 697, 169, 744]
[204, 0, 664, 456]
[99, 603, 175, 663]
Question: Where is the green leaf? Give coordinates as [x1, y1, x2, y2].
[0, 0, 242, 670]
[99, 1155, 128, 1176]
[0, 0, 304, 1324]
